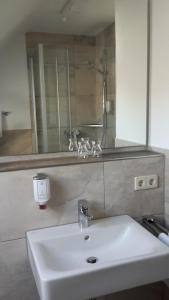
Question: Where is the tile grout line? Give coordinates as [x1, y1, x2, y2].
[0, 236, 25, 244]
[103, 161, 106, 217]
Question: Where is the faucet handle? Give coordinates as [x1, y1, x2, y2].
[78, 199, 88, 209]
[78, 199, 93, 230]
[80, 206, 88, 215]
[80, 202, 93, 221]
[78, 199, 93, 218]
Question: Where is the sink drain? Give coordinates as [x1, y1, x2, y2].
[86, 256, 98, 264]
[84, 235, 90, 241]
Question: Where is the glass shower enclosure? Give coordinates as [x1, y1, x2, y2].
[28, 44, 74, 153]
[27, 41, 115, 154]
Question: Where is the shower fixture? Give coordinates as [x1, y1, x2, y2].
[81, 59, 108, 77]
[77, 49, 109, 147]
[60, 0, 77, 22]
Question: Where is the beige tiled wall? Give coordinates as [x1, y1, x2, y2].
[162, 149, 169, 214]
[0, 155, 165, 300]
[104, 158, 164, 217]
[0, 162, 104, 241]
[150, 147, 169, 215]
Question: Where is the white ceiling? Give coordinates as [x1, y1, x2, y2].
[0, 0, 115, 42]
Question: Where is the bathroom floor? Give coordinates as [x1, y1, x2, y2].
[97, 282, 169, 300]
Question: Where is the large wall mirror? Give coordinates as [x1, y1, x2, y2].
[0, 0, 148, 156]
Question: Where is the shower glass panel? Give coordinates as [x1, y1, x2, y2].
[28, 36, 116, 153]
[43, 46, 73, 152]
[28, 45, 74, 153]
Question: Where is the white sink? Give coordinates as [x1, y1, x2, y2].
[27, 215, 169, 300]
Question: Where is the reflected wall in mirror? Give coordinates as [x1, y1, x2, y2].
[0, 0, 148, 156]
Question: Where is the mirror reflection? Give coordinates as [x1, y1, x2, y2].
[0, 0, 148, 156]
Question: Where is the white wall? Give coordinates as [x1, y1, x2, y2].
[0, 32, 31, 130]
[115, 0, 147, 145]
[149, 0, 169, 149]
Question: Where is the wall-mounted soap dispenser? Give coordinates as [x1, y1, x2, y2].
[33, 173, 50, 209]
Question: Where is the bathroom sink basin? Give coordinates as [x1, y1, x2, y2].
[27, 215, 169, 300]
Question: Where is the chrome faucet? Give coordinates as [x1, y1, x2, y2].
[78, 199, 92, 231]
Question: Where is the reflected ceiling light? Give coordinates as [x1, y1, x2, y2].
[60, 0, 77, 22]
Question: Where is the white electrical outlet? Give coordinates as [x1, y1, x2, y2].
[134, 175, 158, 191]
[134, 176, 147, 191]
[146, 175, 158, 189]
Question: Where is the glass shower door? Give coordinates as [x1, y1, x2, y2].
[43, 46, 73, 152]
[28, 45, 73, 153]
